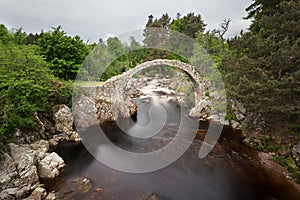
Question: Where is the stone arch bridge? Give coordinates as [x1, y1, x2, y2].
[74, 59, 211, 129]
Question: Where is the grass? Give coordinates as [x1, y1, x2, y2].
[225, 110, 237, 121]
[74, 81, 104, 87]
[274, 156, 299, 172]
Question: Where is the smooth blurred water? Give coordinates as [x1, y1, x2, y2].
[47, 95, 300, 200]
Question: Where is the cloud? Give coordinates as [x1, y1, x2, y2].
[0, 0, 252, 42]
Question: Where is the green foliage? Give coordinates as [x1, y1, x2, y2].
[0, 43, 73, 144]
[170, 12, 206, 39]
[225, 110, 237, 121]
[286, 156, 299, 172]
[275, 155, 299, 172]
[0, 45, 50, 133]
[36, 26, 89, 80]
[292, 172, 300, 184]
[0, 24, 12, 44]
[274, 156, 287, 166]
[223, 0, 300, 125]
[258, 136, 279, 152]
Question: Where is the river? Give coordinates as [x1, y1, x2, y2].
[44, 89, 300, 200]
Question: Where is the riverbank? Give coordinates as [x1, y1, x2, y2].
[259, 152, 300, 193]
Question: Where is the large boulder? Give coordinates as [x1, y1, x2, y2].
[38, 152, 65, 179]
[73, 95, 99, 129]
[52, 104, 73, 134]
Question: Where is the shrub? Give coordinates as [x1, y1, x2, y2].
[0, 43, 73, 150]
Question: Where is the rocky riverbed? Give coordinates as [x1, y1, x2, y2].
[0, 105, 80, 200]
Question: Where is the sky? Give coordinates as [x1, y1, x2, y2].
[0, 0, 253, 43]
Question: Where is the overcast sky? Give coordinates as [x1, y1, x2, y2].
[0, 0, 253, 43]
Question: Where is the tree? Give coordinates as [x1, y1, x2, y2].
[223, 0, 300, 125]
[0, 24, 12, 44]
[213, 19, 231, 42]
[170, 12, 206, 39]
[143, 13, 171, 47]
[36, 26, 89, 80]
[12, 28, 27, 44]
[0, 43, 72, 137]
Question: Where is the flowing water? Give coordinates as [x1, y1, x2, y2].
[45, 93, 300, 200]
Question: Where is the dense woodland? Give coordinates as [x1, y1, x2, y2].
[0, 0, 299, 162]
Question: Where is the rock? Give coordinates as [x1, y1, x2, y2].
[234, 111, 245, 121]
[143, 193, 159, 200]
[7, 143, 39, 187]
[8, 143, 36, 172]
[0, 188, 19, 200]
[169, 80, 178, 90]
[74, 177, 92, 193]
[38, 152, 65, 179]
[25, 187, 47, 200]
[0, 191, 14, 200]
[253, 138, 261, 144]
[128, 100, 137, 116]
[231, 120, 241, 130]
[19, 166, 39, 186]
[0, 185, 31, 199]
[220, 118, 230, 126]
[0, 153, 18, 190]
[52, 134, 69, 142]
[30, 140, 49, 161]
[292, 142, 300, 165]
[69, 131, 81, 142]
[48, 139, 59, 148]
[231, 99, 246, 114]
[96, 99, 115, 124]
[73, 95, 99, 129]
[189, 99, 210, 118]
[1, 142, 52, 199]
[52, 104, 73, 134]
[45, 192, 56, 200]
[53, 177, 92, 199]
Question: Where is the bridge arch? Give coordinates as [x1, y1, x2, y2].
[117, 59, 208, 108]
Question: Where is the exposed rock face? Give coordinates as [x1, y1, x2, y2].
[53, 104, 73, 134]
[38, 152, 65, 179]
[0, 153, 18, 191]
[7, 143, 40, 187]
[73, 95, 99, 129]
[0, 140, 65, 199]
